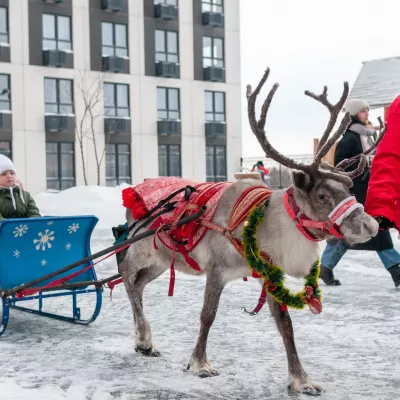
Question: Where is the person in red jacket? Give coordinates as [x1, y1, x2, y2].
[251, 161, 269, 182]
[365, 95, 400, 287]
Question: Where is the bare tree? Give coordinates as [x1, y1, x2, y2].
[71, 70, 106, 186]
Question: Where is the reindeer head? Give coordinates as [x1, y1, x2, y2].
[246, 69, 384, 245]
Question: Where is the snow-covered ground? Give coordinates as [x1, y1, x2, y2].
[1, 186, 399, 400]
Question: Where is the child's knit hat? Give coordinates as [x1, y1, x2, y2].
[0, 154, 16, 175]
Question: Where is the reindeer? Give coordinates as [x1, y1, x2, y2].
[119, 69, 382, 395]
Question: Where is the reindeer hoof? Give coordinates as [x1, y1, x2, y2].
[288, 377, 322, 396]
[186, 361, 219, 378]
[300, 386, 322, 396]
[198, 369, 220, 378]
[135, 346, 161, 357]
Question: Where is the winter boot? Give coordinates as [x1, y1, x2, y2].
[319, 265, 341, 286]
[388, 264, 400, 288]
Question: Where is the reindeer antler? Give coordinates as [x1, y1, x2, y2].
[335, 117, 387, 173]
[246, 68, 353, 187]
[247, 69, 313, 174]
[304, 82, 351, 159]
[247, 69, 389, 187]
[305, 83, 350, 165]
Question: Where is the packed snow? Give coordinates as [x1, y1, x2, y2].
[1, 185, 399, 400]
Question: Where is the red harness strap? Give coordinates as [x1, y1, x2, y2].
[156, 185, 273, 297]
[15, 244, 131, 299]
[201, 186, 276, 314]
[284, 187, 362, 241]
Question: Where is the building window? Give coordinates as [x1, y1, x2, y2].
[46, 142, 75, 190]
[44, 78, 73, 114]
[206, 145, 226, 182]
[205, 91, 225, 122]
[155, 30, 178, 63]
[104, 83, 130, 117]
[106, 144, 131, 186]
[202, 0, 223, 13]
[42, 14, 72, 51]
[0, 141, 11, 158]
[0, 74, 10, 111]
[101, 22, 128, 58]
[0, 7, 9, 44]
[203, 37, 224, 68]
[158, 145, 181, 177]
[157, 87, 180, 120]
[154, 0, 178, 5]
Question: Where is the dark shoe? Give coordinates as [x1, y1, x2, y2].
[319, 265, 341, 286]
[388, 264, 400, 288]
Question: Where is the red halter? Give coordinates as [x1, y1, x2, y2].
[284, 187, 363, 242]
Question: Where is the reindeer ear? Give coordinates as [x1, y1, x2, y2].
[292, 170, 313, 192]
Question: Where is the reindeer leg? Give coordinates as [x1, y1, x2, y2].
[121, 259, 167, 357]
[187, 271, 225, 378]
[267, 296, 322, 396]
[133, 265, 167, 357]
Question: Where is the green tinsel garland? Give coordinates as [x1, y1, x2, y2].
[242, 205, 322, 310]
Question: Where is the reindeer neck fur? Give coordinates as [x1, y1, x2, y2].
[257, 189, 320, 278]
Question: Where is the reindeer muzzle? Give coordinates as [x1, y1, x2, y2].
[325, 196, 363, 238]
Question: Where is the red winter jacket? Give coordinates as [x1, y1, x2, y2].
[365, 95, 400, 230]
[251, 166, 269, 175]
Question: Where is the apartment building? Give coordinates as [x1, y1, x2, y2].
[0, 0, 242, 194]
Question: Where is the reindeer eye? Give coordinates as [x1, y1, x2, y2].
[318, 194, 326, 200]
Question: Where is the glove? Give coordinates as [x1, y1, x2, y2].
[375, 216, 395, 230]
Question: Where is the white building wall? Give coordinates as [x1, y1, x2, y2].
[0, 0, 242, 195]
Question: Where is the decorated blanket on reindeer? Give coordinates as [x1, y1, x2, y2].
[122, 177, 233, 271]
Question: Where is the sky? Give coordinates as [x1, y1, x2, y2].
[239, 0, 399, 158]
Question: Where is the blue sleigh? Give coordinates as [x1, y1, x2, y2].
[0, 216, 103, 336]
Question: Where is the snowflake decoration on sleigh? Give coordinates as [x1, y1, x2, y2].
[68, 223, 79, 234]
[33, 229, 55, 251]
[13, 224, 28, 238]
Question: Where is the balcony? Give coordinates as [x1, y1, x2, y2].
[42, 0, 64, 4]
[157, 120, 180, 135]
[202, 11, 224, 27]
[43, 49, 67, 68]
[102, 56, 124, 73]
[45, 115, 69, 132]
[154, 3, 177, 20]
[205, 121, 225, 136]
[101, 0, 125, 12]
[104, 118, 127, 134]
[156, 61, 178, 78]
[203, 66, 224, 82]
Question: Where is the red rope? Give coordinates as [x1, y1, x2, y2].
[107, 277, 124, 300]
[15, 244, 131, 299]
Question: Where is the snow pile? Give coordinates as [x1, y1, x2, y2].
[34, 185, 130, 234]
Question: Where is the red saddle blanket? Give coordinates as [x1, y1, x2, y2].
[122, 177, 233, 254]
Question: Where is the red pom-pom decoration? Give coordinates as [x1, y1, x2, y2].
[121, 187, 149, 220]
